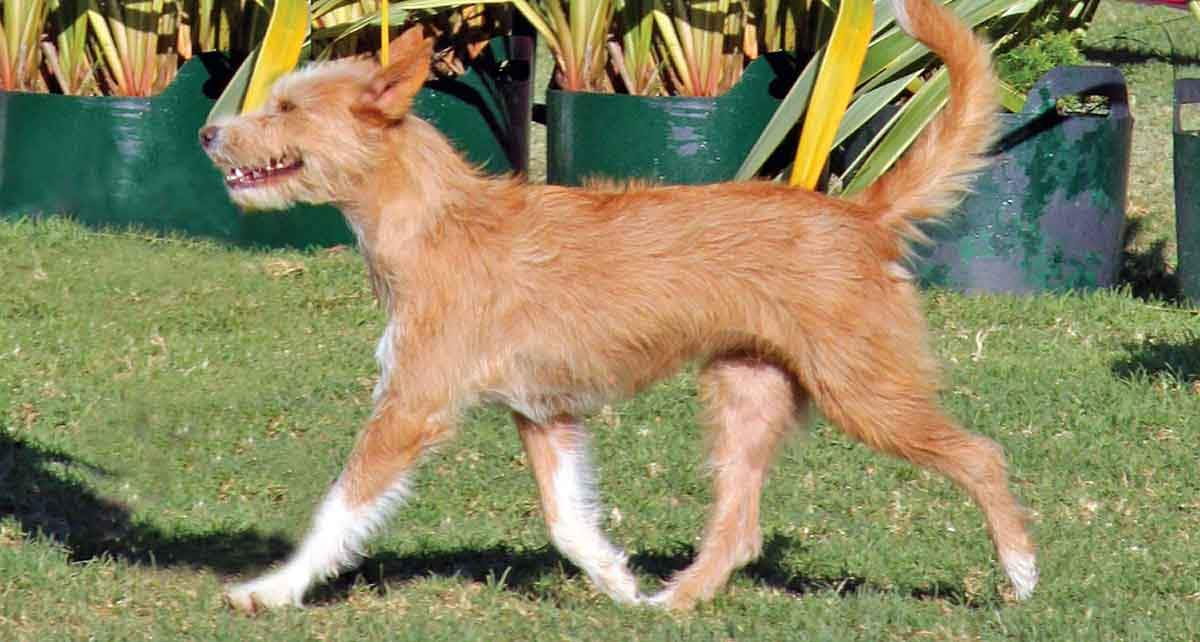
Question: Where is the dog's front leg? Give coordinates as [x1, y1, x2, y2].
[226, 403, 451, 613]
[515, 413, 643, 604]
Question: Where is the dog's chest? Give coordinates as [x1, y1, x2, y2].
[372, 320, 398, 402]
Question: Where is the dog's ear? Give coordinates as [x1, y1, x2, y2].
[352, 26, 433, 124]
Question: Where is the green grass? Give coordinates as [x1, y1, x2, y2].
[4, 222, 1200, 639]
[4, 2, 1200, 639]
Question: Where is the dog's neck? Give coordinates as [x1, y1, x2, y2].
[336, 117, 474, 239]
[334, 115, 503, 309]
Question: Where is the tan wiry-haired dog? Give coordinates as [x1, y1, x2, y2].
[201, 0, 1037, 612]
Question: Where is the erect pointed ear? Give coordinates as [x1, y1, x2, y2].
[352, 26, 433, 124]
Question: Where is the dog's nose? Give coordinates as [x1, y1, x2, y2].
[199, 126, 220, 150]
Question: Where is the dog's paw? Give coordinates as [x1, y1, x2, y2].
[644, 587, 695, 611]
[588, 562, 645, 605]
[224, 572, 306, 614]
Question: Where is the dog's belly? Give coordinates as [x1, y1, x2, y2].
[479, 343, 696, 425]
[485, 386, 609, 425]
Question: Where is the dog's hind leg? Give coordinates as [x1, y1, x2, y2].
[798, 327, 1038, 601]
[649, 355, 804, 610]
[225, 404, 451, 612]
[515, 413, 643, 604]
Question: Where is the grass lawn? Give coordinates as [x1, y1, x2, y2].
[3, 2, 1200, 640]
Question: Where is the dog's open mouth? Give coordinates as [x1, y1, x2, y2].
[225, 154, 303, 190]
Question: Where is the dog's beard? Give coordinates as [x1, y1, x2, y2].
[227, 181, 305, 211]
[222, 164, 343, 211]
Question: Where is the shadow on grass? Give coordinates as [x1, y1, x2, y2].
[1080, 43, 1200, 67]
[312, 533, 981, 607]
[1120, 217, 1179, 302]
[0, 431, 291, 573]
[743, 535, 980, 607]
[1, 431, 990, 606]
[312, 545, 566, 604]
[1111, 332, 1200, 382]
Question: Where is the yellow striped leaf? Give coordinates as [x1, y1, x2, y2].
[242, 0, 309, 113]
[380, 0, 389, 66]
[788, 0, 873, 189]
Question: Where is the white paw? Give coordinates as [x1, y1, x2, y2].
[645, 586, 698, 610]
[1001, 550, 1038, 601]
[591, 565, 645, 605]
[645, 588, 674, 608]
[224, 570, 307, 613]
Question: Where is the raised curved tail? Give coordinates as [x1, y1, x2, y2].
[851, 0, 998, 239]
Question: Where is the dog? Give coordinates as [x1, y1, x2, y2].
[200, 0, 1037, 612]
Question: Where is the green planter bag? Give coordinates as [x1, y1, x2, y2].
[545, 53, 798, 186]
[915, 66, 1133, 293]
[1175, 78, 1200, 303]
[0, 36, 533, 248]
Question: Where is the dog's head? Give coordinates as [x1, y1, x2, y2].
[200, 28, 432, 211]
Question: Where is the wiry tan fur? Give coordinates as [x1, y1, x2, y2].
[202, 0, 1036, 613]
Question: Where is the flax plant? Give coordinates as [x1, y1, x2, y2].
[745, 0, 806, 58]
[86, 0, 181, 96]
[611, 0, 658, 94]
[310, 1, 507, 61]
[652, 0, 813, 96]
[736, 0, 1099, 190]
[181, 0, 268, 57]
[312, 0, 379, 58]
[209, 1, 501, 123]
[650, 0, 745, 96]
[0, 0, 49, 90]
[511, 0, 614, 91]
[519, 0, 814, 97]
[238, 0, 306, 111]
[42, 0, 94, 93]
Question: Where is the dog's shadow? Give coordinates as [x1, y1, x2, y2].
[741, 536, 975, 606]
[313, 534, 977, 607]
[2, 431, 977, 606]
[0, 431, 290, 573]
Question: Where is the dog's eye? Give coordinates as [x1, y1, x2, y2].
[277, 100, 296, 114]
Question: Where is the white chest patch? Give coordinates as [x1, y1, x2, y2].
[373, 321, 397, 402]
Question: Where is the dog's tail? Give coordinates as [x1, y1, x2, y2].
[850, 0, 997, 241]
